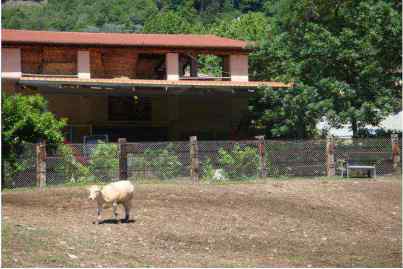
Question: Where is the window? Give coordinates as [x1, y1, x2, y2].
[108, 96, 152, 121]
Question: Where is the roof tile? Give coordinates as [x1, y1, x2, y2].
[2, 29, 250, 50]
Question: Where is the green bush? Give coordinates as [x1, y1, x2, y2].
[89, 142, 119, 181]
[2, 94, 66, 188]
[131, 143, 182, 180]
[201, 157, 215, 180]
[56, 144, 91, 183]
[218, 144, 259, 180]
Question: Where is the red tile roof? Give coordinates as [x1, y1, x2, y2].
[2, 29, 251, 51]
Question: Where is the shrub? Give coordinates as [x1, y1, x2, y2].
[218, 144, 259, 180]
[56, 144, 91, 183]
[201, 157, 215, 180]
[131, 143, 182, 180]
[89, 142, 119, 181]
[2, 94, 66, 188]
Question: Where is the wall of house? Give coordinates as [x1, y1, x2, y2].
[3, 44, 250, 80]
[229, 54, 248, 82]
[174, 95, 248, 139]
[39, 92, 248, 142]
[19, 46, 78, 75]
[94, 48, 137, 78]
[88, 49, 166, 79]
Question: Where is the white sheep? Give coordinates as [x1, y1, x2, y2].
[87, 180, 135, 224]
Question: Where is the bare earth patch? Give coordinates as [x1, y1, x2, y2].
[2, 178, 401, 267]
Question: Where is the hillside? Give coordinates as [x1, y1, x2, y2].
[1, 0, 266, 33]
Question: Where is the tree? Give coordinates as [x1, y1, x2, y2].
[252, 0, 402, 138]
[211, 12, 269, 41]
[2, 94, 67, 187]
[142, 10, 205, 33]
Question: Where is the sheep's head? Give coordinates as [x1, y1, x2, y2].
[87, 185, 101, 200]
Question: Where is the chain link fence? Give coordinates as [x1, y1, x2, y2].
[198, 140, 260, 180]
[46, 143, 120, 186]
[127, 142, 190, 180]
[2, 143, 37, 188]
[266, 140, 327, 177]
[334, 137, 396, 176]
[2, 137, 401, 188]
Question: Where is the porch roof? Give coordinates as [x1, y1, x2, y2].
[18, 76, 292, 89]
[2, 29, 252, 52]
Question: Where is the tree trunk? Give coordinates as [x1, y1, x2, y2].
[351, 118, 358, 138]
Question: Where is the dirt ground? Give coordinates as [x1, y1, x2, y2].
[2, 178, 402, 267]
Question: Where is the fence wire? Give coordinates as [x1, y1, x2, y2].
[127, 142, 190, 180]
[334, 137, 395, 176]
[2, 143, 36, 188]
[45, 143, 119, 186]
[266, 140, 327, 177]
[198, 140, 260, 180]
[2, 137, 401, 188]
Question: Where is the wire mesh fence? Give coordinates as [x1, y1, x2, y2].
[266, 140, 327, 177]
[334, 137, 395, 176]
[2, 137, 401, 188]
[2, 143, 37, 188]
[198, 140, 260, 180]
[126, 142, 190, 180]
[45, 143, 120, 186]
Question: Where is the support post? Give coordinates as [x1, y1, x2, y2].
[190, 136, 199, 182]
[326, 135, 336, 176]
[255, 135, 267, 178]
[36, 140, 46, 188]
[118, 138, 128, 180]
[391, 133, 400, 172]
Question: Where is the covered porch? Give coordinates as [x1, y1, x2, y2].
[18, 76, 290, 142]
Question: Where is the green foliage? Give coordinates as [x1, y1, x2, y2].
[2, 0, 159, 32]
[131, 144, 182, 180]
[251, 0, 402, 138]
[89, 142, 119, 180]
[2, 94, 66, 187]
[211, 12, 269, 42]
[143, 10, 205, 34]
[201, 157, 215, 180]
[56, 144, 91, 183]
[218, 144, 259, 179]
[198, 55, 223, 77]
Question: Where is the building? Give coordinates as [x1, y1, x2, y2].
[1, 29, 290, 142]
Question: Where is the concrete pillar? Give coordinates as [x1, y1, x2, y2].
[229, 54, 248, 82]
[166, 53, 179, 80]
[1, 48, 21, 78]
[77, 51, 91, 79]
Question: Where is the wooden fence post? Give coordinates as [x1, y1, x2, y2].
[391, 133, 400, 172]
[190, 136, 199, 182]
[118, 138, 128, 180]
[36, 140, 46, 188]
[326, 135, 336, 176]
[255, 135, 267, 178]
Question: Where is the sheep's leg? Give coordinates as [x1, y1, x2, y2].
[123, 202, 131, 222]
[112, 201, 118, 221]
[95, 207, 102, 225]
